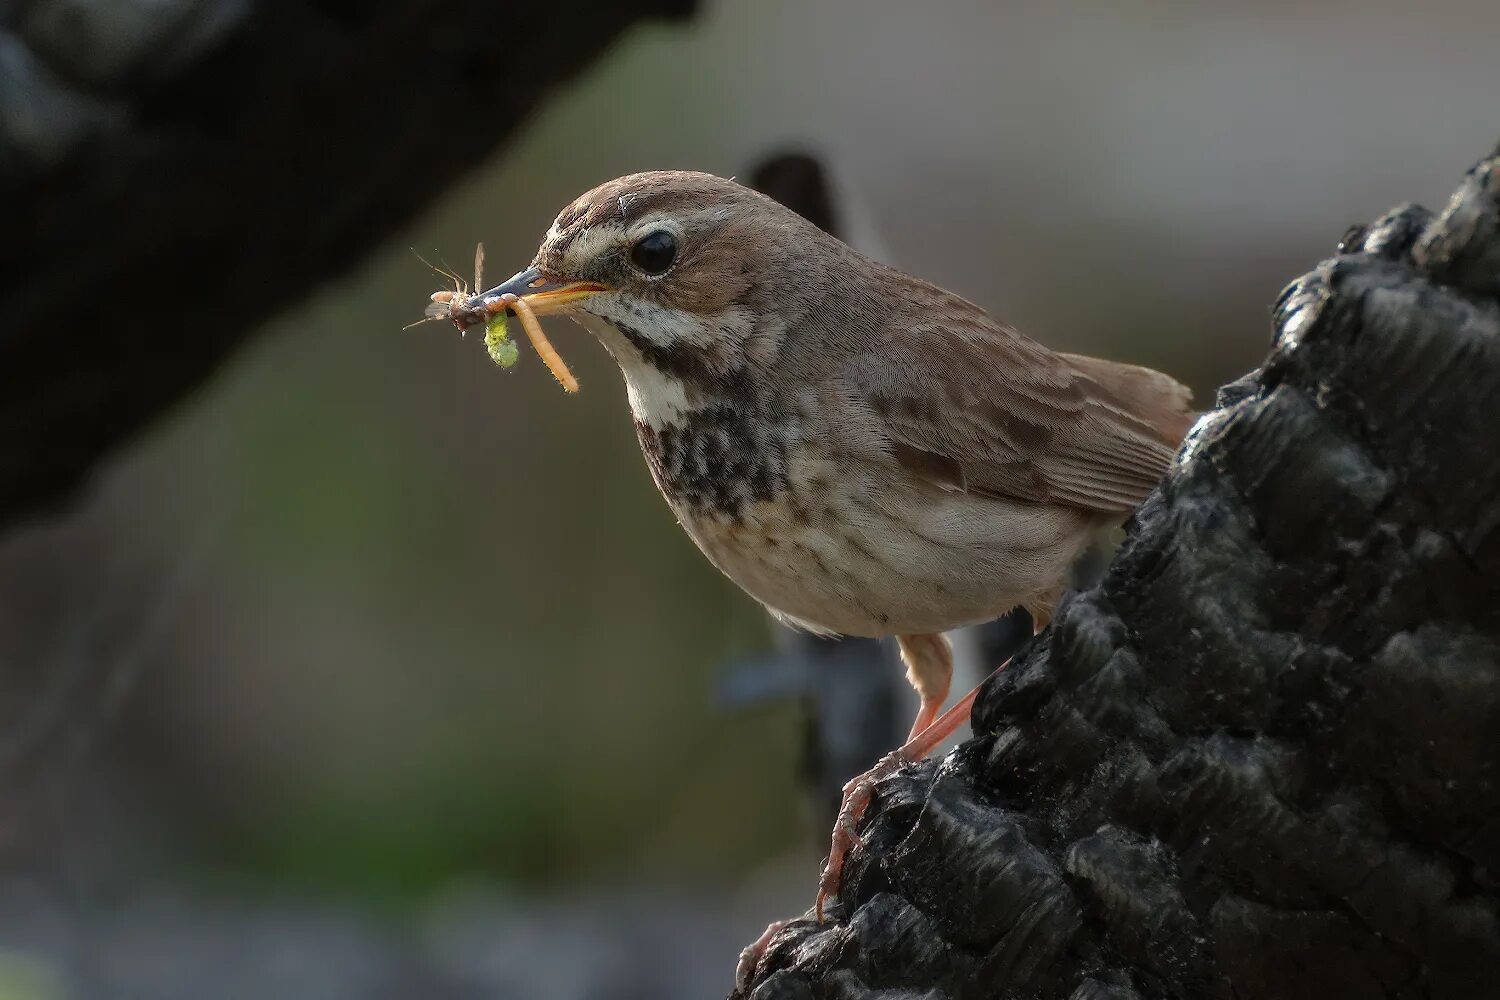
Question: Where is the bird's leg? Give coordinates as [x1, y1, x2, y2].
[815, 614, 1051, 920]
[816, 679, 979, 920]
[740, 661, 981, 981]
[735, 917, 791, 990]
[899, 632, 953, 741]
[1027, 605, 1052, 635]
[735, 635, 954, 983]
[816, 632, 959, 920]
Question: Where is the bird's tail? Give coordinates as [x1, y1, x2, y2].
[1060, 353, 1198, 447]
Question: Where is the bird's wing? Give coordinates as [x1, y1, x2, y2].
[841, 295, 1191, 514]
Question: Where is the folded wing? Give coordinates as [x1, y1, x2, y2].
[843, 294, 1194, 514]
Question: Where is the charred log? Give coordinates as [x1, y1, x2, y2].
[736, 145, 1500, 1000]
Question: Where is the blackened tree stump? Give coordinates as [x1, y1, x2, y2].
[737, 146, 1500, 1000]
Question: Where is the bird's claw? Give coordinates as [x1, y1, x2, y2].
[815, 748, 911, 921]
[735, 918, 791, 990]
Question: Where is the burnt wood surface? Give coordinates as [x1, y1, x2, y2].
[736, 146, 1500, 999]
[0, 0, 693, 529]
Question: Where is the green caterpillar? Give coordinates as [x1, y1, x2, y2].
[484, 310, 520, 369]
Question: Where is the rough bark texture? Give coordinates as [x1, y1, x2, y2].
[0, 0, 694, 528]
[737, 147, 1500, 999]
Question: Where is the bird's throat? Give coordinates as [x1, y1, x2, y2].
[571, 310, 724, 427]
[572, 309, 794, 520]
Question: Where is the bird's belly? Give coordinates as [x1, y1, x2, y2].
[673, 461, 1102, 638]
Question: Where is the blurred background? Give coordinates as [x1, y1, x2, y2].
[1, 1, 1497, 996]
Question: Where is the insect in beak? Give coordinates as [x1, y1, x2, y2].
[473, 267, 608, 318]
[412, 246, 605, 394]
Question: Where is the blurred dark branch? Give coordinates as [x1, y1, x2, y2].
[738, 145, 1500, 998]
[0, 0, 695, 531]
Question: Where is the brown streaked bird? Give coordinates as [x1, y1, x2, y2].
[450, 170, 1193, 972]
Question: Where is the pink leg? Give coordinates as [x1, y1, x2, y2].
[899, 633, 953, 742]
[816, 614, 1048, 920]
[815, 677, 987, 920]
[735, 918, 791, 989]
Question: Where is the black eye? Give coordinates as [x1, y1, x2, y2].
[630, 230, 677, 275]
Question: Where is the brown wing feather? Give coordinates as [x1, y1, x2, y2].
[843, 290, 1193, 515]
[1059, 353, 1199, 446]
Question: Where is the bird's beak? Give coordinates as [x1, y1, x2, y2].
[481, 267, 607, 315]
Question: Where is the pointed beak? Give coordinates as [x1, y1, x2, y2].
[480, 267, 607, 315]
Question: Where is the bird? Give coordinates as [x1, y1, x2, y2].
[451, 169, 1194, 970]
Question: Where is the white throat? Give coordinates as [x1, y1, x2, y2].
[567, 310, 700, 426]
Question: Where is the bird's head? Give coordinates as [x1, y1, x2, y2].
[484, 170, 851, 413]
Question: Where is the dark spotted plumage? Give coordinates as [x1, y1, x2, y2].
[634, 405, 791, 519]
[614, 321, 722, 386]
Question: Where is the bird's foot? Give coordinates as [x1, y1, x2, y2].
[735, 918, 791, 990]
[815, 748, 911, 920]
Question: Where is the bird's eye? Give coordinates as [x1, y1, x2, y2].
[630, 230, 677, 275]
